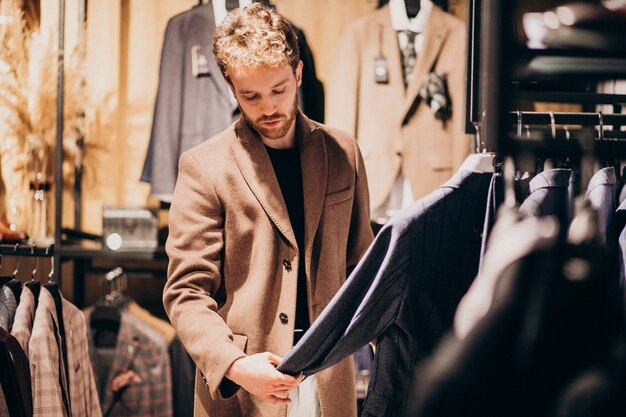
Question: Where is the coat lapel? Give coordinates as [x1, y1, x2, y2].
[232, 117, 298, 249]
[297, 113, 328, 259]
[401, 5, 449, 121]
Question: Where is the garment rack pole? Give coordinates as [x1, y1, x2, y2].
[480, 0, 513, 154]
[54, 0, 65, 289]
[506, 111, 626, 126]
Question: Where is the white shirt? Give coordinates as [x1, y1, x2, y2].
[212, 0, 253, 26]
[389, 0, 433, 55]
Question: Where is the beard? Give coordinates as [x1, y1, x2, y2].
[243, 94, 299, 140]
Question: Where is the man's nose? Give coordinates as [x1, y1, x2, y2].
[260, 98, 278, 116]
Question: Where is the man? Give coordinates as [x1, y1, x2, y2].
[163, 4, 374, 417]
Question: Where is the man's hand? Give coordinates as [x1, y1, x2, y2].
[225, 352, 303, 404]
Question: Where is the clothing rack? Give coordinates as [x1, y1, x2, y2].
[0, 244, 54, 257]
[477, 0, 626, 159]
[505, 111, 626, 127]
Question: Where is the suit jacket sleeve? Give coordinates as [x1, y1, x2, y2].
[325, 25, 360, 136]
[142, 17, 185, 198]
[278, 219, 409, 376]
[163, 151, 246, 401]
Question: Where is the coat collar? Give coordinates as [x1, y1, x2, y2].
[232, 111, 327, 252]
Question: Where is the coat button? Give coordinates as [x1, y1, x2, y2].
[279, 313, 289, 324]
[282, 259, 292, 271]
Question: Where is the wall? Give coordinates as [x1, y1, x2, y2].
[2, 0, 468, 234]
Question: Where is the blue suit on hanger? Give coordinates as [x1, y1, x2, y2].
[278, 169, 492, 417]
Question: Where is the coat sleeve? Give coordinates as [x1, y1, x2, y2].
[163, 151, 246, 401]
[141, 17, 185, 200]
[325, 24, 360, 137]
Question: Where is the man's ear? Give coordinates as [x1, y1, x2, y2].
[295, 60, 303, 87]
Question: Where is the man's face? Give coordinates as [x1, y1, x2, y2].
[229, 61, 303, 141]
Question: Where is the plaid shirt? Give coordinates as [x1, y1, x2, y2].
[85, 309, 172, 417]
[12, 285, 36, 356]
[29, 289, 101, 417]
[1, 285, 37, 417]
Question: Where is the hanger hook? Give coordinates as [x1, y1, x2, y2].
[517, 110, 523, 138]
[46, 246, 54, 283]
[473, 122, 481, 153]
[564, 125, 570, 141]
[548, 111, 556, 140]
[598, 111, 604, 140]
[11, 243, 21, 279]
[31, 246, 38, 282]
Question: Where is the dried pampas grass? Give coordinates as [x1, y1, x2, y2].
[0, 0, 101, 196]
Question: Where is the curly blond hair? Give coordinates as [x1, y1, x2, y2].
[213, 3, 299, 83]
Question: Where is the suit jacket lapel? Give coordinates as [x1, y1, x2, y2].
[376, 7, 404, 101]
[232, 118, 298, 249]
[195, 1, 232, 103]
[297, 113, 328, 260]
[402, 5, 449, 121]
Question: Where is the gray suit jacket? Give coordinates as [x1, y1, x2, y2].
[520, 168, 572, 227]
[586, 167, 616, 244]
[141, 2, 237, 201]
[278, 169, 492, 417]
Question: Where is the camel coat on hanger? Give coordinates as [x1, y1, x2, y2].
[326, 4, 470, 211]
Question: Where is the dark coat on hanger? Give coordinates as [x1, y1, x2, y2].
[278, 169, 492, 417]
[141, 2, 238, 202]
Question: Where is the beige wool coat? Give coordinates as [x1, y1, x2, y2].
[326, 4, 471, 211]
[164, 112, 375, 417]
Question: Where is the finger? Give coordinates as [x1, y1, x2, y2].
[272, 388, 293, 397]
[266, 353, 283, 365]
[271, 381, 299, 390]
[266, 395, 292, 405]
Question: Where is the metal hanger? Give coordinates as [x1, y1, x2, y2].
[24, 245, 40, 304]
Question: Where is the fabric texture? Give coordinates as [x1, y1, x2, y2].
[1, 285, 17, 331]
[278, 167, 492, 417]
[479, 172, 503, 270]
[412, 213, 621, 417]
[0, 327, 32, 417]
[164, 111, 374, 417]
[86, 309, 172, 417]
[585, 167, 616, 244]
[519, 168, 572, 227]
[326, 4, 469, 212]
[12, 285, 36, 356]
[29, 289, 102, 417]
[168, 337, 195, 417]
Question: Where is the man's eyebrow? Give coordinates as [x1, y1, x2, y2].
[239, 78, 289, 95]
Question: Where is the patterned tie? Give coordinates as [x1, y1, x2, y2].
[226, 0, 239, 11]
[400, 30, 417, 88]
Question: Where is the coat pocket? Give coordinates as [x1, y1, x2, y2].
[325, 187, 353, 207]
